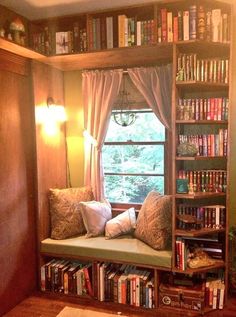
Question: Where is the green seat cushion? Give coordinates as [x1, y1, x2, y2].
[41, 235, 172, 269]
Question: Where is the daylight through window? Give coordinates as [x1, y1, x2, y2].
[103, 110, 166, 204]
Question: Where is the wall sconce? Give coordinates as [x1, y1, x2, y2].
[35, 97, 67, 136]
[47, 97, 67, 122]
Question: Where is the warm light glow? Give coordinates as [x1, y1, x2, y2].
[35, 103, 67, 137]
[35, 105, 67, 124]
[42, 118, 58, 136]
[50, 105, 67, 122]
[83, 130, 98, 146]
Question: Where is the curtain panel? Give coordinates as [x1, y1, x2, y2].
[127, 64, 172, 129]
[82, 69, 123, 200]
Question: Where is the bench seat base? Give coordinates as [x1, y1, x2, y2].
[41, 235, 172, 269]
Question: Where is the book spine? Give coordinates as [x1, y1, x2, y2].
[197, 5, 206, 40]
[161, 8, 167, 42]
[189, 5, 197, 40]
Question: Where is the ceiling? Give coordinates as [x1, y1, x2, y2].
[0, 0, 157, 20]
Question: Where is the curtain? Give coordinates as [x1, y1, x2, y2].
[82, 69, 123, 200]
[127, 64, 172, 129]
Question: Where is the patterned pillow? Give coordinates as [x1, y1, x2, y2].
[105, 207, 136, 239]
[49, 186, 94, 239]
[79, 200, 112, 238]
[134, 191, 172, 250]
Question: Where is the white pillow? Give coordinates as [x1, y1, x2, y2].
[105, 207, 136, 239]
[79, 200, 112, 238]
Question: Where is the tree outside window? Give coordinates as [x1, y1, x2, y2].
[103, 110, 166, 203]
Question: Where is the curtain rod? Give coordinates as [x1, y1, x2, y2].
[82, 68, 129, 73]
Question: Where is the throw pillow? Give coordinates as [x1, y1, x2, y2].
[49, 186, 94, 239]
[105, 207, 136, 239]
[134, 191, 172, 250]
[79, 200, 112, 238]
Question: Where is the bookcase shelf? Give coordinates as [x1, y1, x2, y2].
[43, 43, 173, 71]
[175, 120, 228, 125]
[172, 260, 225, 274]
[175, 228, 226, 237]
[175, 192, 226, 199]
[0, 36, 46, 61]
[175, 156, 227, 161]
[175, 81, 229, 90]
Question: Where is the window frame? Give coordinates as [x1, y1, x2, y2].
[103, 109, 172, 206]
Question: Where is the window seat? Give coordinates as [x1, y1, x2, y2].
[41, 234, 172, 270]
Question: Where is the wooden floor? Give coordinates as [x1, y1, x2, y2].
[3, 292, 236, 317]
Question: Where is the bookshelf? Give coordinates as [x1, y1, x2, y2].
[171, 1, 232, 314]
[0, 0, 232, 315]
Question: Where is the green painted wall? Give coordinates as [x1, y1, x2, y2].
[64, 71, 84, 187]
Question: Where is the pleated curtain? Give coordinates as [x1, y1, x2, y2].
[82, 69, 123, 200]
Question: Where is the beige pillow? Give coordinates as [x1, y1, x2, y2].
[49, 186, 94, 239]
[134, 191, 172, 250]
[79, 200, 112, 238]
[105, 207, 136, 239]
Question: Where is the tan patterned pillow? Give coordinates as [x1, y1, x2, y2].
[134, 191, 172, 250]
[49, 186, 94, 239]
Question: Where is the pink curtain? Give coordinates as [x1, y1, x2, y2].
[82, 69, 123, 200]
[127, 64, 172, 129]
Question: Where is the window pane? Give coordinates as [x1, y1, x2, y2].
[103, 145, 164, 174]
[106, 111, 165, 142]
[104, 175, 164, 203]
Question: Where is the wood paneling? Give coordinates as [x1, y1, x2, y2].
[0, 52, 37, 315]
[31, 61, 67, 241]
[0, 48, 30, 75]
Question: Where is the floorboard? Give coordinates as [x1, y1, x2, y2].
[3, 292, 236, 317]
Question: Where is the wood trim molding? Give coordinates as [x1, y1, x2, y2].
[0, 49, 30, 76]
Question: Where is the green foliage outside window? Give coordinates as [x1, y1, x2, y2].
[103, 111, 166, 203]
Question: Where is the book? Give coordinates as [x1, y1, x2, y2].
[167, 11, 173, 42]
[197, 5, 206, 40]
[83, 263, 93, 296]
[106, 16, 113, 49]
[161, 8, 167, 42]
[189, 5, 197, 40]
[118, 14, 126, 47]
[212, 9, 222, 42]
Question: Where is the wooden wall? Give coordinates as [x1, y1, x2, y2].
[0, 49, 37, 315]
[31, 61, 67, 242]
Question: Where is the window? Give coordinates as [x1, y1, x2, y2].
[102, 110, 167, 203]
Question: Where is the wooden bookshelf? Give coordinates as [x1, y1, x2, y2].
[0, 36, 45, 60]
[175, 228, 226, 237]
[175, 156, 227, 161]
[175, 192, 226, 199]
[0, 0, 231, 314]
[175, 120, 228, 125]
[39, 43, 172, 71]
[172, 260, 225, 274]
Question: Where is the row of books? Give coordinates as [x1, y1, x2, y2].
[40, 259, 155, 308]
[177, 204, 226, 231]
[178, 130, 228, 157]
[205, 278, 225, 309]
[175, 236, 223, 270]
[176, 53, 229, 83]
[177, 169, 227, 193]
[41, 259, 93, 295]
[93, 262, 155, 307]
[176, 97, 229, 121]
[158, 6, 230, 43]
[32, 24, 88, 55]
